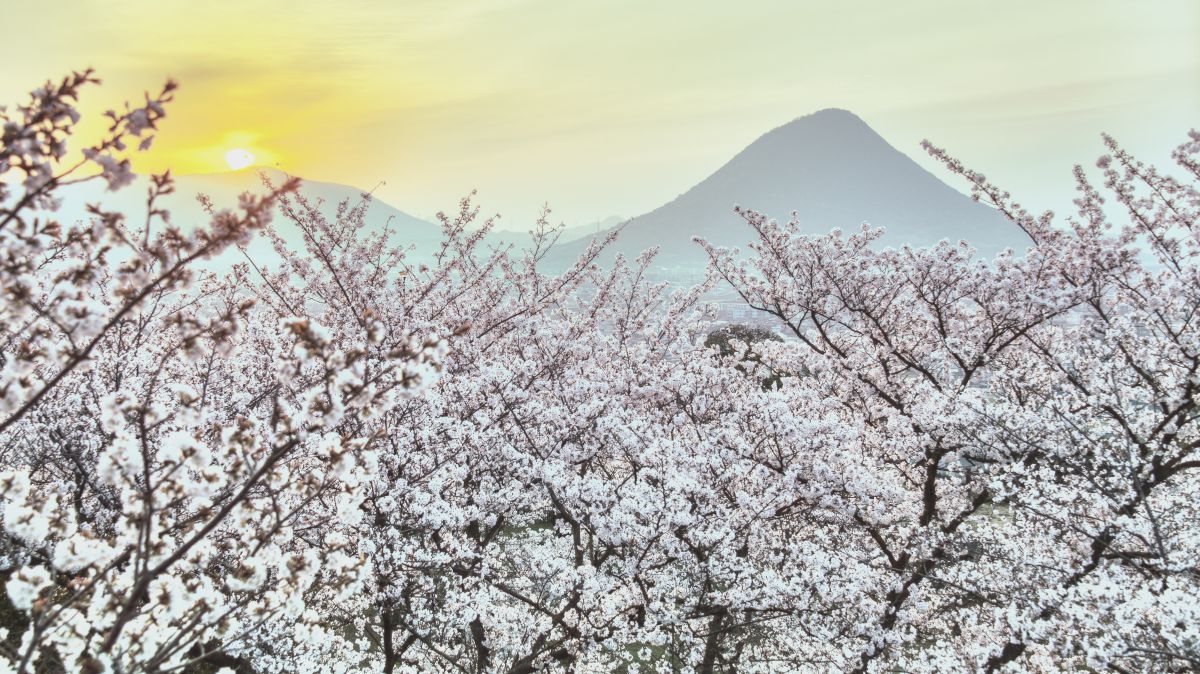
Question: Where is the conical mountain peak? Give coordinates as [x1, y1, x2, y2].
[547, 110, 1026, 270]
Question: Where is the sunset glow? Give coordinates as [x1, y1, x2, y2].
[224, 148, 256, 171]
[0, 0, 1196, 225]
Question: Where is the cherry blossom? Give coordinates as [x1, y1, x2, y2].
[2, 69, 1197, 674]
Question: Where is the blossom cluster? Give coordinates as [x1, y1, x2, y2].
[1, 72, 1198, 674]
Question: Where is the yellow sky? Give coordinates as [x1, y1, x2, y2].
[2, 0, 1198, 227]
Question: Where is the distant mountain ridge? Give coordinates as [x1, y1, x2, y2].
[547, 108, 1029, 270]
[46, 110, 1029, 275]
[47, 168, 555, 272]
[558, 215, 625, 246]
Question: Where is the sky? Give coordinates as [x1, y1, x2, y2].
[2, 0, 1197, 229]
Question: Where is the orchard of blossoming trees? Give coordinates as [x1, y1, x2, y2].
[0, 71, 1197, 674]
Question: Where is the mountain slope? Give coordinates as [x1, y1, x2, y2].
[548, 109, 1028, 270]
[47, 168, 529, 272]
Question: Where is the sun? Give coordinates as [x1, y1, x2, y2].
[224, 147, 256, 171]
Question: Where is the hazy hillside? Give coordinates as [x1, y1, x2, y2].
[547, 109, 1030, 271]
[44, 111, 1031, 277]
[46, 168, 550, 272]
[557, 215, 626, 245]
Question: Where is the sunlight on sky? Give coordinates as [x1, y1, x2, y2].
[224, 147, 257, 171]
[1, 0, 1197, 226]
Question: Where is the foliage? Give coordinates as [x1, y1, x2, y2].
[704, 324, 784, 389]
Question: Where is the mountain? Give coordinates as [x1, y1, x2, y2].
[44, 110, 1028, 276]
[182, 169, 447, 268]
[547, 108, 1029, 271]
[557, 215, 626, 245]
[46, 168, 522, 272]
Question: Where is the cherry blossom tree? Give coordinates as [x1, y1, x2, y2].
[3, 68, 1197, 674]
[0, 72, 446, 674]
[697, 129, 1200, 672]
